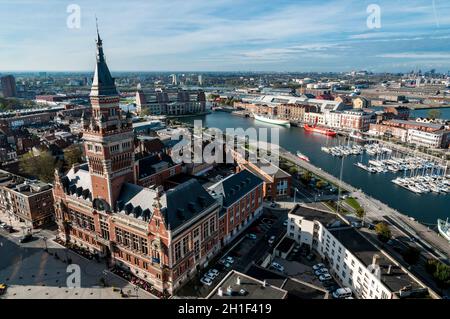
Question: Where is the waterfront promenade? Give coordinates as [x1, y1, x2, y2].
[279, 148, 450, 262]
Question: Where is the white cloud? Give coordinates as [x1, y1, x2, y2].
[377, 52, 450, 59]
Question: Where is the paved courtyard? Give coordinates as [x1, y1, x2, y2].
[0, 220, 156, 299]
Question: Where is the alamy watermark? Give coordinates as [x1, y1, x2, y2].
[66, 264, 81, 288]
[367, 4, 381, 29]
[66, 4, 81, 29]
[170, 120, 281, 175]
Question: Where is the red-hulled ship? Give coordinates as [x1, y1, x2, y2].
[303, 117, 337, 137]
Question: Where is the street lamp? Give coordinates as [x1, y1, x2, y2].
[42, 236, 48, 252]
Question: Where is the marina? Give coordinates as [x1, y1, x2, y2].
[178, 111, 450, 225]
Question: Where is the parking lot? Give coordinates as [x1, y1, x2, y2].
[175, 206, 288, 298]
[269, 246, 343, 296]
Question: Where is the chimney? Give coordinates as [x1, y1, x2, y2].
[372, 254, 380, 267]
[262, 280, 267, 287]
[155, 185, 164, 197]
[227, 286, 232, 295]
[218, 287, 223, 297]
[387, 265, 392, 275]
[236, 276, 241, 285]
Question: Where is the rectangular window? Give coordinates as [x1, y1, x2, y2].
[140, 238, 148, 255]
[193, 227, 200, 238]
[115, 228, 123, 244]
[174, 242, 181, 262]
[182, 236, 189, 255]
[209, 217, 215, 234]
[100, 221, 109, 240]
[123, 231, 130, 247]
[132, 234, 139, 251]
[203, 222, 208, 239]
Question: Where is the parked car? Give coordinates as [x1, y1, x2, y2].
[332, 287, 352, 299]
[247, 233, 257, 240]
[0, 222, 7, 228]
[271, 262, 285, 272]
[283, 219, 288, 227]
[351, 221, 362, 228]
[225, 256, 234, 264]
[19, 233, 32, 243]
[306, 253, 315, 261]
[268, 235, 276, 245]
[313, 263, 325, 271]
[270, 202, 277, 208]
[205, 270, 218, 280]
[314, 268, 328, 276]
[319, 274, 332, 282]
[200, 276, 213, 286]
[209, 269, 219, 277]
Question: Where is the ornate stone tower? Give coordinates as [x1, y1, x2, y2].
[81, 25, 134, 210]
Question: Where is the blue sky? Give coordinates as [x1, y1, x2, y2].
[1, 0, 450, 72]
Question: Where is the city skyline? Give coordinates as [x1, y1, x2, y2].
[1, 0, 450, 72]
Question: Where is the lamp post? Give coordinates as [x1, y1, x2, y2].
[134, 285, 139, 299]
[42, 236, 48, 252]
[294, 187, 299, 203]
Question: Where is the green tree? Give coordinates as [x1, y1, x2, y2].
[427, 109, 442, 119]
[355, 207, 365, 219]
[426, 259, 450, 288]
[288, 166, 299, 175]
[402, 246, 421, 265]
[19, 151, 62, 182]
[375, 222, 391, 242]
[316, 180, 327, 189]
[64, 144, 83, 169]
[301, 171, 313, 184]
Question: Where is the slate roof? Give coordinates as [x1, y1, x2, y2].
[116, 179, 218, 232]
[138, 153, 174, 178]
[61, 163, 92, 200]
[90, 32, 118, 97]
[164, 179, 217, 231]
[208, 169, 263, 207]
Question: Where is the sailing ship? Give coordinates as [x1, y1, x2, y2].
[252, 113, 291, 126]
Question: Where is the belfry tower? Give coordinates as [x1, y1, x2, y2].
[81, 23, 134, 210]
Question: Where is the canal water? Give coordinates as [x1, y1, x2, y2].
[411, 107, 450, 120]
[178, 112, 450, 225]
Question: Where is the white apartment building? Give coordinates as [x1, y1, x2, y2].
[286, 205, 426, 299]
[303, 109, 375, 132]
[407, 129, 448, 148]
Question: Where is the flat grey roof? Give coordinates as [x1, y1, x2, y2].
[208, 270, 287, 299]
[289, 204, 341, 227]
[329, 227, 421, 293]
[245, 265, 326, 299]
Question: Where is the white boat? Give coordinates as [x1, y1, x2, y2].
[252, 113, 290, 126]
[437, 219, 450, 242]
[321, 146, 330, 153]
[296, 151, 310, 162]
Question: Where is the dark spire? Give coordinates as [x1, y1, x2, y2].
[90, 18, 118, 97]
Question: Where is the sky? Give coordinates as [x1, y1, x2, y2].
[0, 0, 450, 72]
